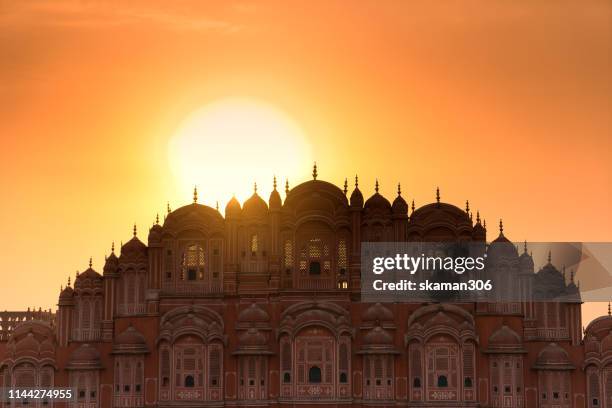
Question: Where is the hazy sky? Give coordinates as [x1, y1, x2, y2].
[0, 0, 610, 321]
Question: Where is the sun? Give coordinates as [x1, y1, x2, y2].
[168, 98, 312, 210]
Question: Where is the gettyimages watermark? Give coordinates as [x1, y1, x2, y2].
[361, 242, 612, 303]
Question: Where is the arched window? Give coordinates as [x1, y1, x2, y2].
[283, 372, 291, 383]
[413, 377, 421, 388]
[185, 375, 195, 387]
[308, 366, 321, 383]
[339, 372, 347, 383]
[437, 375, 448, 387]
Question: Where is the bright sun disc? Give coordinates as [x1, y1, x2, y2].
[169, 98, 312, 210]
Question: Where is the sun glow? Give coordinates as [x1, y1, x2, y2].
[168, 98, 312, 211]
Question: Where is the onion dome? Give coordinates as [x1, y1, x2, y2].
[112, 325, 148, 354]
[225, 196, 242, 219]
[74, 258, 103, 290]
[238, 303, 270, 323]
[350, 175, 364, 208]
[67, 343, 102, 370]
[121, 225, 148, 260]
[59, 284, 74, 301]
[363, 326, 393, 345]
[486, 325, 526, 354]
[487, 219, 518, 259]
[534, 253, 567, 300]
[269, 176, 282, 210]
[362, 303, 394, 323]
[15, 332, 40, 358]
[243, 183, 268, 218]
[364, 180, 392, 214]
[533, 343, 574, 370]
[392, 183, 408, 216]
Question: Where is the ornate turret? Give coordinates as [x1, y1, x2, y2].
[350, 175, 364, 208]
[269, 176, 282, 210]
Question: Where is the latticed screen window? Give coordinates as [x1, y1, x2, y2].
[251, 234, 258, 254]
[183, 245, 205, 281]
[164, 250, 173, 280]
[281, 341, 292, 383]
[410, 345, 422, 388]
[284, 240, 293, 268]
[209, 347, 221, 386]
[338, 240, 347, 273]
[463, 344, 474, 388]
[210, 240, 222, 279]
[161, 348, 170, 387]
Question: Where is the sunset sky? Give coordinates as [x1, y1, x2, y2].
[0, 1, 610, 322]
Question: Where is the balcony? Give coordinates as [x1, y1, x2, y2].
[524, 327, 569, 340]
[71, 328, 101, 342]
[117, 303, 146, 316]
[295, 279, 335, 290]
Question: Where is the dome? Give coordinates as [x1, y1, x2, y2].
[519, 248, 534, 271]
[407, 196, 473, 241]
[364, 183, 392, 215]
[113, 326, 148, 354]
[362, 303, 394, 322]
[15, 332, 40, 357]
[269, 179, 282, 210]
[238, 303, 270, 322]
[486, 325, 525, 354]
[148, 223, 163, 243]
[472, 221, 486, 241]
[74, 266, 103, 290]
[363, 326, 393, 345]
[238, 328, 267, 347]
[121, 236, 147, 260]
[283, 179, 348, 215]
[59, 285, 74, 300]
[488, 222, 518, 259]
[103, 251, 119, 275]
[225, 196, 242, 219]
[533, 343, 574, 370]
[67, 344, 102, 370]
[243, 190, 268, 218]
[349, 177, 364, 208]
[392, 191, 408, 216]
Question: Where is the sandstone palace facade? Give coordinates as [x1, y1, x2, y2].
[1, 172, 611, 408]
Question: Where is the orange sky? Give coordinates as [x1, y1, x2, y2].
[0, 1, 610, 323]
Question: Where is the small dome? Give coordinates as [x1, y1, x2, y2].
[362, 303, 394, 322]
[238, 303, 270, 322]
[472, 221, 486, 241]
[103, 252, 119, 275]
[269, 189, 282, 210]
[59, 285, 74, 300]
[238, 328, 267, 347]
[534, 343, 574, 370]
[489, 325, 521, 346]
[364, 192, 392, 213]
[392, 194, 408, 216]
[74, 267, 103, 290]
[121, 236, 147, 260]
[148, 223, 163, 243]
[350, 186, 364, 208]
[113, 326, 148, 354]
[68, 344, 102, 370]
[519, 250, 534, 270]
[363, 326, 393, 345]
[243, 191, 268, 218]
[225, 196, 242, 218]
[488, 230, 518, 259]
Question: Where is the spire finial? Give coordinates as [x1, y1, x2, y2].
[216, 201, 219, 211]
[133, 223, 137, 237]
[547, 250, 552, 264]
[67, 276, 71, 286]
[436, 187, 440, 203]
[499, 219, 504, 234]
[396, 183, 401, 196]
[375, 179, 379, 193]
[465, 200, 470, 213]
[111, 241, 115, 253]
[193, 186, 198, 203]
[285, 179, 289, 195]
[476, 211, 481, 224]
[470, 211, 473, 222]
[570, 269, 575, 283]
[483, 219, 487, 229]
[89, 257, 92, 268]
[312, 162, 318, 180]
[167, 201, 171, 214]
[254, 182, 258, 193]
[273, 175, 277, 190]
[156, 213, 159, 225]
[523, 240, 527, 253]
[609, 301, 611, 316]
[411, 199, 415, 213]
[343, 178, 348, 195]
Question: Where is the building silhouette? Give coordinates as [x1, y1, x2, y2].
[1, 169, 610, 407]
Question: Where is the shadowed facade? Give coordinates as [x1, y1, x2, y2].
[0, 171, 610, 408]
